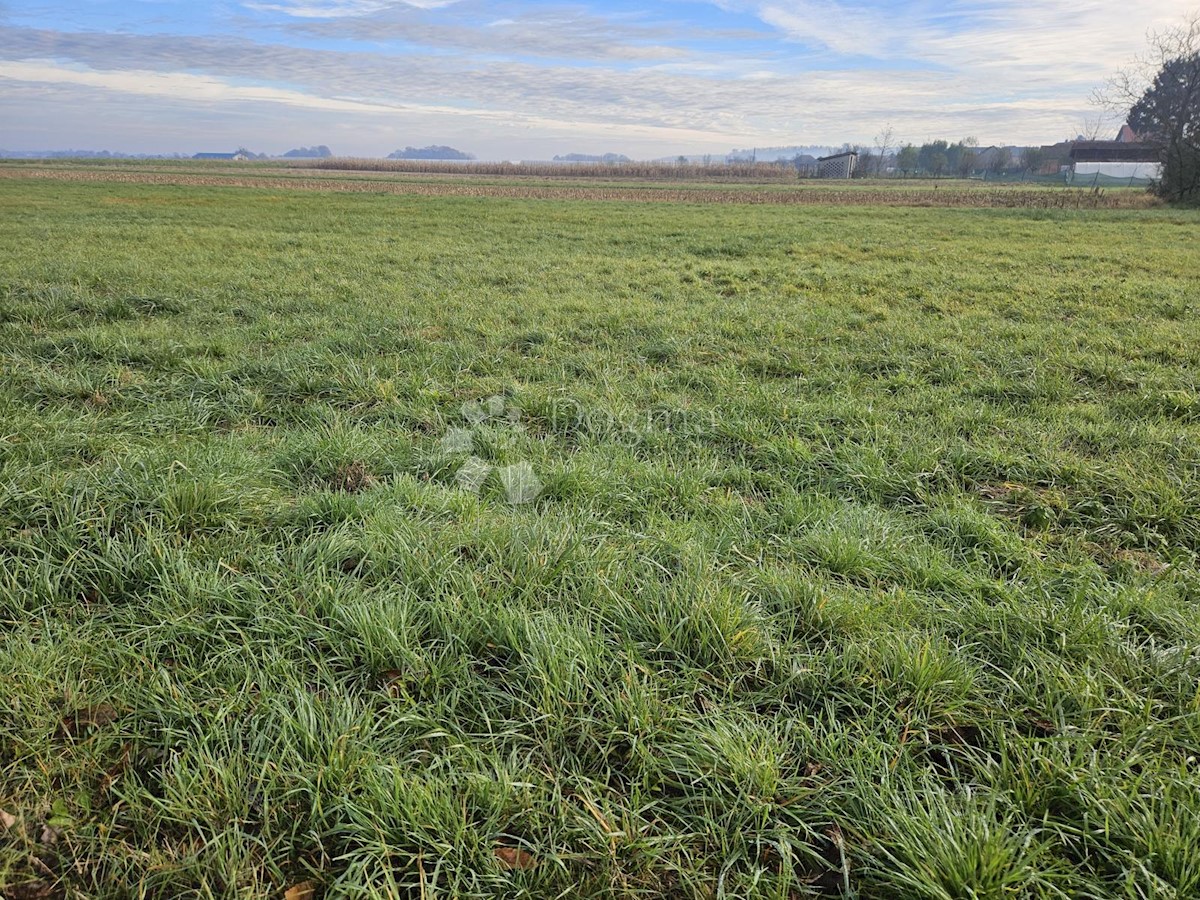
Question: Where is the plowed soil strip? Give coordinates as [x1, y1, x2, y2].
[0, 166, 1156, 208]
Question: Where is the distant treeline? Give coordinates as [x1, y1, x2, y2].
[881, 140, 1054, 178]
[387, 145, 475, 160]
[305, 158, 802, 182]
[283, 146, 332, 158]
[553, 153, 631, 163]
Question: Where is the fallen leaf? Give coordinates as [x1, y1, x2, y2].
[494, 846, 537, 870]
[1, 808, 16, 830]
[284, 881, 316, 900]
[40, 823, 61, 845]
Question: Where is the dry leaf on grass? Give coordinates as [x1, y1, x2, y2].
[493, 846, 537, 870]
[1, 808, 17, 830]
[284, 882, 315, 900]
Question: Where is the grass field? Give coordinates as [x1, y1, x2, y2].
[1, 175, 1199, 898]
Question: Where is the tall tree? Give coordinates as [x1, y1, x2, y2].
[1100, 13, 1200, 203]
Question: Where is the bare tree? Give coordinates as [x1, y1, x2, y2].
[873, 124, 895, 177]
[1079, 116, 1103, 140]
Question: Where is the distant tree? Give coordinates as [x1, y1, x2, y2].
[896, 144, 919, 176]
[553, 153, 630, 163]
[1022, 146, 1045, 175]
[945, 137, 977, 177]
[957, 147, 978, 177]
[929, 151, 949, 177]
[990, 146, 1012, 174]
[388, 145, 475, 160]
[918, 140, 949, 174]
[283, 145, 332, 158]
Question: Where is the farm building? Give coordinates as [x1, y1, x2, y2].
[192, 151, 249, 161]
[1069, 130, 1160, 185]
[816, 151, 857, 179]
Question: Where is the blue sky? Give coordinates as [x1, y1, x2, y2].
[0, 1, 1188, 158]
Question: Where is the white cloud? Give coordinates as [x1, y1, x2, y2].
[245, 0, 458, 18]
[0, 60, 404, 113]
[0, 59, 754, 149]
[753, 1, 894, 56]
[290, 7, 691, 61]
[720, 0, 1188, 70]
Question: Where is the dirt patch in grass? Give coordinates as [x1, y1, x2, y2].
[325, 461, 377, 493]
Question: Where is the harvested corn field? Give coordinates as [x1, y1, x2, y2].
[0, 164, 1160, 208]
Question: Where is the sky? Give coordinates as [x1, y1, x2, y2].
[0, 1, 1189, 159]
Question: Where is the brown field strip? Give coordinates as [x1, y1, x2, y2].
[0, 166, 1159, 208]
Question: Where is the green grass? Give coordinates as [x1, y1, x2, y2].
[1, 179, 1199, 899]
